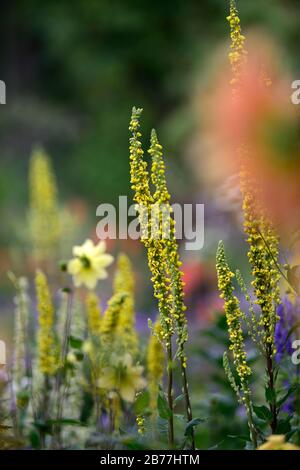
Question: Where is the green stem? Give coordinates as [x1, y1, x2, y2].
[243, 388, 258, 448]
[266, 348, 278, 434]
[180, 359, 195, 450]
[53, 289, 73, 448]
[167, 342, 174, 448]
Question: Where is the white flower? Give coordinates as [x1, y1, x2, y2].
[67, 239, 114, 289]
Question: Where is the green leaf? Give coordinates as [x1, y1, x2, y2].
[253, 405, 273, 422]
[48, 418, 83, 426]
[135, 390, 150, 415]
[184, 417, 205, 437]
[157, 392, 172, 420]
[29, 429, 41, 449]
[276, 417, 291, 434]
[174, 394, 185, 406]
[265, 387, 276, 404]
[69, 336, 83, 349]
[277, 385, 297, 408]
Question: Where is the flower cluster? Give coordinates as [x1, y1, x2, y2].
[226, 0, 247, 88]
[114, 253, 138, 355]
[240, 162, 280, 354]
[29, 147, 61, 260]
[85, 292, 102, 338]
[100, 292, 127, 345]
[216, 241, 251, 383]
[275, 297, 297, 363]
[129, 108, 194, 447]
[147, 319, 165, 409]
[149, 130, 188, 366]
[35, 270, 57, 375]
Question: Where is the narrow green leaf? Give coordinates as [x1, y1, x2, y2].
[157, 392, 172, 420]
[253, 405, 273, 422]
[184, 417, 205, 437]
[135, 390, 150, 415]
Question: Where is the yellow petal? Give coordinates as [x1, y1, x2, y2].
[67, 258, 82, 275]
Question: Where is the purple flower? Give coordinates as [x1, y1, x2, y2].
[274, 297, 295, 363]
[274, 296, 300, 414]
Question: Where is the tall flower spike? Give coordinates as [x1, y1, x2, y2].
[147, 319, 165, 409]
[35, 270, 57, 375]
[86, 292, 102, 338]
[100, 292, 127, 346]
[114, 253, 138, 355]
[227, 0, 247, 88]
[129, 109, 173, 345]
[129, 107, 153, 241]
[216, 241, 251, 383]
[129, 108, 176, 446]
[240, 159, 280, 354]
[149, 129, 188, 365]
[29, 147, 61, 260]
[216, 241, 257, 446]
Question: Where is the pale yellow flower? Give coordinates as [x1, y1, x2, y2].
[98, 353, 146, 403]
[258, 435, 300, 450]
[67, 239, 114, 289]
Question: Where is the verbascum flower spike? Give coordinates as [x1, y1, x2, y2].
[240, 162, 281, 354]
[129, 108, 175, 446]
[129, 109, 173, 345]
[148, 127, 194, 448]
[147, 320, 165, 409]
[35, 270, 57, 375]
[216, 241, 251, 383]
[29, 147, 61, 260]
[149, 129, 188, 365]
[114, 253, 134, 296]
[100, 292, 127, 345]
[114, 253, 138, 355]
[129, 107, 153, 241]
[216, 241, 257, 446]
[86, 292, 102, 338]
[226, 0, 247, 88]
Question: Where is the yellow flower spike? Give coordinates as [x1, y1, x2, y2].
[67, 239, 114, 290]
[35, 270, 57, 375]
[147, 320, 165, 409]
[129, 109, 173, 344]
[114, 253, 134, 296]
[114, 253, 138, 355]
[85, 292, 102, 338]
[29, 147, 61, 260]
[129, 109, 195, 447]
[239, 158, 280, 354]
[100, 292, 127, 345]
[227, 0, 247, 92]
[149, 129, 188, 364]
[216, 242, 252, 384]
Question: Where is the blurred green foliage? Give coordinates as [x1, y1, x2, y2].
[1, 0, 300, 219]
